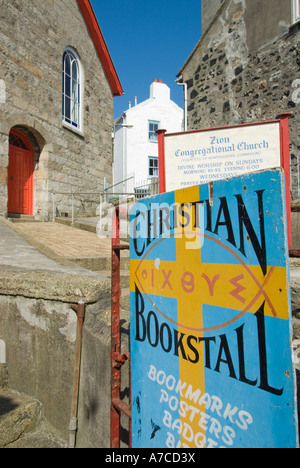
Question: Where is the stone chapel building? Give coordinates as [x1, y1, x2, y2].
[177, 0, 300, 249]
[0, 0, 123, 221]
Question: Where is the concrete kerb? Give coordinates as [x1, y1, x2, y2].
[0, 270, 110, 305]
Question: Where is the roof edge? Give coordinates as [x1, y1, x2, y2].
[177, 0, 228, 78]
[77, 0, 124, 97]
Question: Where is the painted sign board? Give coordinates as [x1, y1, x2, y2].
[129, 169, 299, 449]
[157, 116, 292, 248]
[164, 122, 281, 191]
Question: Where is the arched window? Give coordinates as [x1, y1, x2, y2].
[62, 48, 82, 130]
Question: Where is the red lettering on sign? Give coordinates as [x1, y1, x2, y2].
[202, 274, 221, 297]
[162, 270, 173, 290]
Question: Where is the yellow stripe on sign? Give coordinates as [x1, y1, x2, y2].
[174, 186, 206, 448]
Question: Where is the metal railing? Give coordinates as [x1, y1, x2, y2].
[104, 176, 135, 201]
[51, 190, 102, 224]
[134, 177, 159, 199]
[51, 179, 159, 224]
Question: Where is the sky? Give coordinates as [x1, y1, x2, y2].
[90, 0, 202, 119]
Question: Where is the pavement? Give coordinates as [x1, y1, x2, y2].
[0, 216, 128, 277]
[0, 214, 298, 275]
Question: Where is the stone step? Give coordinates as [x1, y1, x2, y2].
[0, 389, 42, 447]
[7, 214, 39, 223]
[55, 217, 97, 234]
[97, 270, 130, 288]
[55, 217, 130, 242]
[67, 255, 130, 272]
[5, 422, 67, 448]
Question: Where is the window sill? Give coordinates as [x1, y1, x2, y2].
[62, 121, 85, 138]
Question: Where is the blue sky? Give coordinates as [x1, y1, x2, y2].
[90, 0, 202, 118]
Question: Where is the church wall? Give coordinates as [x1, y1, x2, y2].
[0, 0, 114, 220]
[179, 0, 300, 207]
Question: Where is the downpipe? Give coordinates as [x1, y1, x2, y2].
[69, 300, 85, 449]
[176, 75, 188, 131]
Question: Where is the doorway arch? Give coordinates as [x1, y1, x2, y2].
[7, 129, 34, 215]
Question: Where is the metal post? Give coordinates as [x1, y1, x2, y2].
[111, 206, 121, 448]
[277, 113, 292, 250]
[69, 301, 85, 449]
[157, 129, 167, 193]
[111, 205, 131, 448]
[72, 190, 74, 226]
[52, 192, 55, 222]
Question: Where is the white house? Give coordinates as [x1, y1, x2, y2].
[113, 80, 183, 193]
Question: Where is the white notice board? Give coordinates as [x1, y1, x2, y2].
[164, 122, 281, 192]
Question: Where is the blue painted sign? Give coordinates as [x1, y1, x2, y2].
[129, 169, 299, 448]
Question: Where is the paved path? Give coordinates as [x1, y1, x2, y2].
[0, 215, 297, 282]
[9, 221, 112, 259]
[0, 218, 113, 277]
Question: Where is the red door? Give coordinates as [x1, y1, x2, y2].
[7, 130, 33, 215]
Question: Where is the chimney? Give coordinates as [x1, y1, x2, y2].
[134, 96, 138, 106]
[150, 80, 170, 101]
[153, 79, 158, 82]
[128, 101, 131, 109]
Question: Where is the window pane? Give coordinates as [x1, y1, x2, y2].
[62, 49, 81, 130]
[72, 60, 78, 81]
[65, 96, 71, 121]
[72, 78, 78, 102]
[71, 99, 78, 127]
[65, 77, 71, 98]
[149, 121, 159, 141]
[64, 54, 71, 76]
[149, 157, 159, 177]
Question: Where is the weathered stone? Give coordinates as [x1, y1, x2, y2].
[0, 0, 115, 220]
[178, 0, 300, 246]
[0, 270, 109, 304]
[0, 389, 42, 447]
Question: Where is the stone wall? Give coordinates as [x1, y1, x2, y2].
[179, 0, 300, 202]
[0, 269, 111, 443]
[201, 0, 223, 35]
[0, 0, 114, 220]
[76, 312, 130, 448]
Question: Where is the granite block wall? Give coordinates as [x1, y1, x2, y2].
[180, 0, 300, 201]
[0, 0, 114, 220]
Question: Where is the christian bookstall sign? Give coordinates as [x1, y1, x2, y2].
[129, 169, 299, 449]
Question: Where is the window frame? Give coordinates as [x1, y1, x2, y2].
[148, 156, 159, 178]
[148, 120, 160, 143]
[62, 47, 83, 134]
[293, 0, 300, 23]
